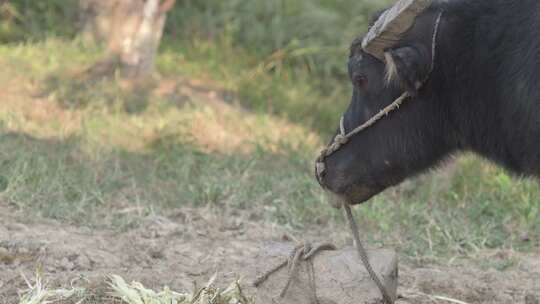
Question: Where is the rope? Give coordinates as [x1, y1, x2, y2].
[253, 242, 337, 304]
[258, 11, 445, 304]
[253, 210, 395, 304]
[319, 90, 410, 158]
[344, 204, 394, 304]
[429, 12, 443, 76]
[315, 91, 410, 177]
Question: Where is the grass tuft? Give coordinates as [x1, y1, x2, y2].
[16, 272, 252, 304]
[109, 274, 252, 304]
[18, 271, 85, 304]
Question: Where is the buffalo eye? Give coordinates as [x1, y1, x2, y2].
[354, 75, 368, 89]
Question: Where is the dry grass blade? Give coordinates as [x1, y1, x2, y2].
[432, 295, 472, 304]
[402, 290, 472, 304]
[18, 271, 85, 304]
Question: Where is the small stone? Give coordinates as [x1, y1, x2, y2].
[0, 247, 13, 264]
[75, 254, 92, 270]
[6, 223, 28, 231]
[525, 294, 539, 304]
[59, 257, 75, 271]
[149, 247, 165, 260]
[520, 232, 531, 242]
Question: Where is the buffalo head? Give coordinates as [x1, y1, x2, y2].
[316, 0, 452, 206]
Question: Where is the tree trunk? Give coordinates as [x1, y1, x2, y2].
[80, 0, 175, 79]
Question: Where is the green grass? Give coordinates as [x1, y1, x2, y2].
[0, 38, 538, 264]
[157, 38, 350, 134]
[0, 39, 334, 229]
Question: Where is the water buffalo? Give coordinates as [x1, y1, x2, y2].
[316, 0, 540, 206]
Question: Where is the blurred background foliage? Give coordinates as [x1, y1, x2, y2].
[1, 0, 387, 132]
[1, 0, 384, 77]
[0, 0, 79, 42]
[165, 0, 381, 77]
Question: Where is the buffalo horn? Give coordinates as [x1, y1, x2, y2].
[362, 0, 433, 61]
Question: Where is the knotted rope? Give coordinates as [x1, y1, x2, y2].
[253, 207, 395, 304]
[253, 241, 337, 304]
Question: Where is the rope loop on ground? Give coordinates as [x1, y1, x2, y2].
[253, 209, 395, 304]
[253, 241, 337, 304]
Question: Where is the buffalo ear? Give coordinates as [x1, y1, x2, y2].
[384, 45, 430, 95]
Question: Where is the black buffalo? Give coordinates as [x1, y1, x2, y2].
[317, 0, 540, 205]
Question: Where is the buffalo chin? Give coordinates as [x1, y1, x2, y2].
[344, 185, 383, 205]
[325, 184, 384, 207]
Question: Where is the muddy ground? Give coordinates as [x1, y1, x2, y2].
[0, 203, 539, 304]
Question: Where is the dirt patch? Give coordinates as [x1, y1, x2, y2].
[0, 203, 538, 303]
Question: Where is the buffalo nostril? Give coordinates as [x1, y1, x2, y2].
[315, 161, 328, 187]
[315, 161, 326, 178]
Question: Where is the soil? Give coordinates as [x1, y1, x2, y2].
[0, 203, 539, 304]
